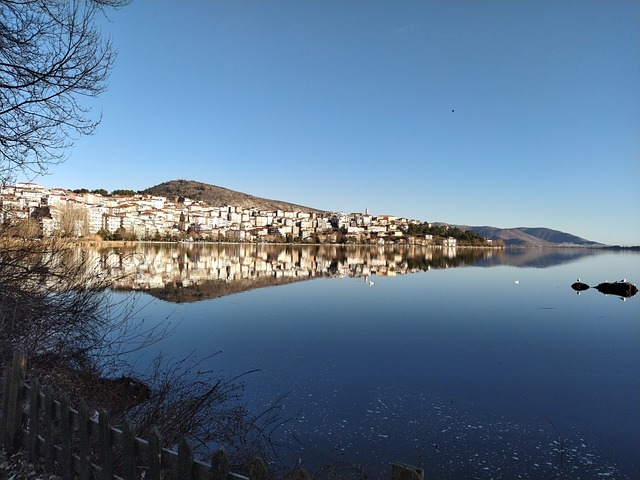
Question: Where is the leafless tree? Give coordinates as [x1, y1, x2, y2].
[1, 2, 294, 472]
[0, 0, 129, 185]
[0, 233, 293, 474]
[0, 233, 139, 369]
[56, 201, 89, 237]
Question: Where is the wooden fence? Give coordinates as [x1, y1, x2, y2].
[1, 351, 424, 480]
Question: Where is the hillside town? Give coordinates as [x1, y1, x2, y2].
[0, 182, 486, 246]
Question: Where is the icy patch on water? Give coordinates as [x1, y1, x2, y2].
[274, 388, 629, 479]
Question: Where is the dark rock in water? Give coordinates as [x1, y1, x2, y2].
[571, 282, 590, 292]
[595, 281, 638, 298]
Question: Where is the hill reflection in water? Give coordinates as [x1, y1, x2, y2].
[95, 243, 602, 303]
[97, 245, 638, 478]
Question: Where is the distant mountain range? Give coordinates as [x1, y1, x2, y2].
[434, 224, 604, 247]
[144, 179, 604, 247]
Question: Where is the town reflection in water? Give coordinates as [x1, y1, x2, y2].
[92, 243, 601, 303]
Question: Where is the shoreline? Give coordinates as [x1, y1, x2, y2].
[72, 239, 637, 250]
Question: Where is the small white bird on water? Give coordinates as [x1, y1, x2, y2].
[513, 280, 519, 285]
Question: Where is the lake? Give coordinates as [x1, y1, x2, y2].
[98, 244, 639, 479]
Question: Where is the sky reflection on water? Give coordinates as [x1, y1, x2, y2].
[111, 248, 639, 479]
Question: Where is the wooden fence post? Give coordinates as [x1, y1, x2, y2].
[122, 420, 137, 480]
[2, 351, 27, 453]
[391, 462, 424, 480]
[293, 468, 312, 480]
[43, 385, 55, 470]
[177, 438, 193, 480]
[249, 457, 268, 480]
[77, 402, 92, 480]
[1, 363, 9, 448]
[60, 395, 73, 480]
[28, 377, 41, 462]
[209, 448, 230, 480]
[99, 409, 113, 480]
[147, 427, 163, 480]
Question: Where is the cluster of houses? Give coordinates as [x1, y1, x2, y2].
[0, 182, 456, 245]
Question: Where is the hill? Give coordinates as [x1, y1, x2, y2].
[143, 179, 327, 214]
[143, 180, 602, 246]
[441, 225, 603, 247]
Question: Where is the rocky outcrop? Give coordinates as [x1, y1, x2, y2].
[572, 280, 637, 298]
[595, 281, 638, 298]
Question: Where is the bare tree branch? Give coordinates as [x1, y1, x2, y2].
[0, 0, 127, 184]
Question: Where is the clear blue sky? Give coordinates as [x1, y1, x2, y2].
[26, 1, 640, 246]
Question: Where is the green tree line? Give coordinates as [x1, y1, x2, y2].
[407, 222, 489, 245]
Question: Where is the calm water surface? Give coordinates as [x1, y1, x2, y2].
[105, 246, 639, 479]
